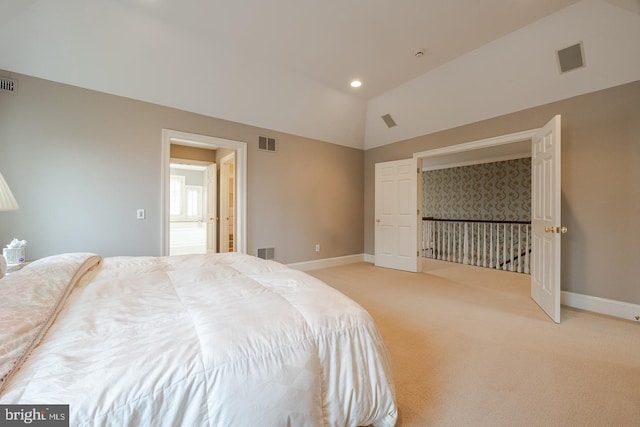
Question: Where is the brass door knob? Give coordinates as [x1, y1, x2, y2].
[545, 226, 568, 234]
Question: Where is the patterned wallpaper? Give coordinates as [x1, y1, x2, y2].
[422, 158, 531, 222]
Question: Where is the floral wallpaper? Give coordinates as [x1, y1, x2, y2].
[422, 158, 531, 222]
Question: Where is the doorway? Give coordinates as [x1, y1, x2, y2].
[168, 160, 215, 256]
[161, 129, 247, 256]
[413, 118, 563, 323]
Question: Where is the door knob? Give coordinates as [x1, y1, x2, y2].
[376, 219, 381, 223]
[545, 226, 568, 234]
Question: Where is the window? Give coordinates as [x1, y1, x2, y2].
[170, 175, 203, 221]
[185, 185, 202, 218]
[170, 175, 184, 216]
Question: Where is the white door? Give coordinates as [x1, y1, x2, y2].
[375, 159, 419, 272]
[206, 164, 217, 253]
[531, 115, 564, 323]
[219, 152, 235, 252]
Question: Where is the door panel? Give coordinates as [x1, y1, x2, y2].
[375, 159, 419, 272]
[206, 164, 217, 254]
[531, 115, 562, 323]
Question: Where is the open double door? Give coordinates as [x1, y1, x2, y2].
[374, 116, 564, 323]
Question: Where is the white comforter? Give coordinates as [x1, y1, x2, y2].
[1, 253, 397, 426]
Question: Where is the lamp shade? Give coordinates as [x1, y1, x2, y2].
[0, 172, 19, 211]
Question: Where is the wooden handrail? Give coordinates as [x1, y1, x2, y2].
[422, 217, 530, 225]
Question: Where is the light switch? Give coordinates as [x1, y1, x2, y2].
[137, 209, 146, 220]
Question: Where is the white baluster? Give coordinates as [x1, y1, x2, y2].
[509, 224, 514, 272]
[455, 222, 459, 263]
[489, 224, 494, 269]
[476, 223, 481, 266]
[454, 222, 458, 263]
[483, 223, 487, 267]
[447, 223, 451, 262]
[459, 222, 463, 264]
[517, 224, 522, 273]
[494, 223, 500, 268]
[423, 220, 427, 257]
[498, 223, 503, 270]
[439, 221, 443, 261]
[438, 221, 442, 260]
[430, 221, 434, 258]
[525, 224, 530, 274]
[502, 224, 507, 271]
[447, 222, 456, 262]
[463, 222, 468, 265]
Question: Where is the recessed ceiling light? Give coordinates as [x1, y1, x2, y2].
[350, 80, 362, 88]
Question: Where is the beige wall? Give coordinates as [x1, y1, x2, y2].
[0, 70, 364, 263]
[170, 144, 217, 162]
[365, 80, 640, 304]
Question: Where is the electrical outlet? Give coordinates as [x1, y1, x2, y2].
[137, 209, 146, 220]
[315, 244, 320, 252]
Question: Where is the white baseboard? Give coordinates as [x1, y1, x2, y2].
[364, 253, 375, 264]
[287, 254, 365, 272]
[561, 291, 640, 322]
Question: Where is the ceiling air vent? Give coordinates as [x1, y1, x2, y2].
[381, 113, 397, 128]
[258, 136, 276, 152]
[557, 42, 585, 74]
[0, 76, 17, 95]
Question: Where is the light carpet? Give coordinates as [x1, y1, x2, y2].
[309, 259, 640, 427]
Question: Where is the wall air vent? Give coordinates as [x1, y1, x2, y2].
[381, 113, 397, 128]
[257, 247, 275, 260]
[258, 136, 277, 152]
[0, 76, 17, 95]
[557, 42, 585, 74]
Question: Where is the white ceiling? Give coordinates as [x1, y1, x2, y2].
[126, 0, 583, 100]
[1, 0, 639, 149]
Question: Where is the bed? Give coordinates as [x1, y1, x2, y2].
[0, 252, 397, 426]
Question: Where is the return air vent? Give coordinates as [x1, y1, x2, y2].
[258, 136, 276, 152]
[381, 113, 397, 128]
[257, 247, 275, 260]
[556, 42, 585, 74]
[0, 76, 17, 95]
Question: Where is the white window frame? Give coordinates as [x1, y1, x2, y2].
[170, 174, 204, 221]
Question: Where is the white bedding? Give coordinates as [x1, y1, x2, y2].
[0, 253, 397, 426]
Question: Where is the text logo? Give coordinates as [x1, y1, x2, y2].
[1, 405, 69, 426]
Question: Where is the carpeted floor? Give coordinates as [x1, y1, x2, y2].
[308, 259, 640, 427]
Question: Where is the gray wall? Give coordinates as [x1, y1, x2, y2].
[0, 70, 364, 264]
[365, 80, 640, 305]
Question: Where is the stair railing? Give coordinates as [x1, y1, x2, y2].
[422, 218, 531, 274]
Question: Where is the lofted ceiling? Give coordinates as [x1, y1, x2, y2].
[0, 0, 639, 149]
[119, 0, 583, 100]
